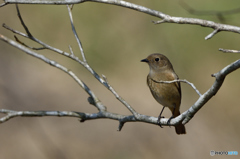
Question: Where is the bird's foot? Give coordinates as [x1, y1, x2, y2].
[167, 116, 174, 127]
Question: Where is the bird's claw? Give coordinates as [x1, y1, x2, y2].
[167, 116, 174, 127]
[157, 116, 165, 128]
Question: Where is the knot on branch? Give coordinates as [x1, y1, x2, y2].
[87, 96, 95, 105]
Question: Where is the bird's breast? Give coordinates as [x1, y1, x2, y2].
[147, 75, 181, 108]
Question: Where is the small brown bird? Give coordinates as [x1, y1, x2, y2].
[141, 53, 186, 135]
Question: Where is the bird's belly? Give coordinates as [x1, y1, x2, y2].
[149, 83, 180, 108]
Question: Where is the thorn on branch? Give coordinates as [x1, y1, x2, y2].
[211, 73, 216, 77]
[118, 121, 125, 131]
[68, 45, 75, 57]
[102, 74, 109, 86]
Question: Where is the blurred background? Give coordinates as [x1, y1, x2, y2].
[0, 0, 240, 158]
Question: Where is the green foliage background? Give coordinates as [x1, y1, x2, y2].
[0, 0, 240, 158]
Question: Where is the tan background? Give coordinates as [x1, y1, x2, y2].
[0, 0, 240, 158]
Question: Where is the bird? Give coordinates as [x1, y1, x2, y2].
[141, 53, 186, 135]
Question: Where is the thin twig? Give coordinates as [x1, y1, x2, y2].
[205, 28, 219, 40]
[16, 4, 33, 37]
[67, 5, 86, 63]
[152, 79, 202, 97]
[152, 19, 166, 24]
[68, 45, 75, 56]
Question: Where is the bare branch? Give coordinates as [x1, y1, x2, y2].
[2, 0, 240, 39]
[219, 48, 240, 53]
[0, 109, 166, 128]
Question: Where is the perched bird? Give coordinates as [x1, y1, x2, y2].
[141, 53, 186, 135]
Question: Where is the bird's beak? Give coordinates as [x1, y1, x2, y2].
[141, 58, 149, 63]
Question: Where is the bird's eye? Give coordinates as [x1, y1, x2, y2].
[155, 58, 160, 62]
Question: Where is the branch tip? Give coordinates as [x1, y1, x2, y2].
[102, 74, 108, 82]
[211, 73, 216, 77]
[205, 29, 219, 40]
[67, 5, 86, 63]
[68, 45, 75, 57]
[219, 48, 240, 53]
[152, 19, 166, 24]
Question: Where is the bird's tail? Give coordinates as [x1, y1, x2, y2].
[173, 110, 186, 135]
[175, 123, 186, 135]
